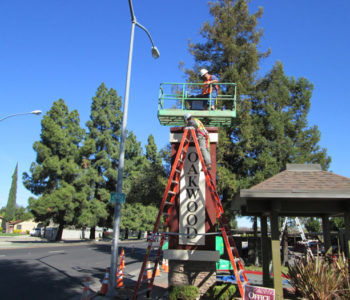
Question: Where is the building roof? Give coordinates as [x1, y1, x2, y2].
[250, 164, 350, 193]
[233, 164, 350, 216]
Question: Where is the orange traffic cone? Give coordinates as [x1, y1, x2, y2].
[81, 277, 92, 300]
[161, 258, 166, 271]
[116, 268, 124, 288]
[155, 262, 161, 277]
[120, 248, 125, 269]
[146, 261, 152, 279]
[98, 267, 109, 295]
[164, 259, 169, 273]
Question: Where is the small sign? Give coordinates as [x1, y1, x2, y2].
[110, 192, 126, 204]
[244, 285, 275, 300]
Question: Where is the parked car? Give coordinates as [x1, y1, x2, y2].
[294, 240, 325, 255]
[30, 227, 44, 237]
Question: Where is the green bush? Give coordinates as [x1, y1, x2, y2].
[13, 229, 22, 234]
[205, 283, 237, 300]
[0, 227, 3, 232]
[169, 285, 199, 300]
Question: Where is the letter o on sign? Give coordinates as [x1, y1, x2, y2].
[188, 152, 198, 162]
[187, 201, 198, 212]
[187, 214, 198, 226]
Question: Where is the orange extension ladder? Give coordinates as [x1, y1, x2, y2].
[131, 128, 249, 299]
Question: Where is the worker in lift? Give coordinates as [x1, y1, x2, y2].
[200, 68, 219, 110]
[184, 113, 212, 170]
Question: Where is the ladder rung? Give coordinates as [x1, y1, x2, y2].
[164, 201, 174, 206]
[171, 180, 179, 185]
[175, 169, 181, 173]
[234, 258, 241, 263]
[238, 269, 245, 275]
[168, 190, 176, 195]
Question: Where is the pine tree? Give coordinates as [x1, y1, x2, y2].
[83, 83, 122, 237]
[185, 0, 330, 196]
[23, 99, 85, 240]
[185, 0, 330, 263]
[5, 163, 18, 222]
[125, 135, 166, 206]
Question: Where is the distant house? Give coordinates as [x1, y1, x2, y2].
[7, 219, 39, 234]
[0, 216, 5, 231]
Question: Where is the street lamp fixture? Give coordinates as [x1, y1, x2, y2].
[109, 0, 159, 292]
[0, 110, 42, 122]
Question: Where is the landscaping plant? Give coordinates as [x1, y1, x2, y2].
[169, 285, 199, 300]
[288, 252, 350, 299]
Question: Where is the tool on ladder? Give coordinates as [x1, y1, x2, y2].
[132, 128, 249, 299]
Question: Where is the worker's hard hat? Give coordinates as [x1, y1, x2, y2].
[184, 113, 192, 121]
[200, 69, 208, 77]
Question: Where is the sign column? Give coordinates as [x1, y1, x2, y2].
[164, 127, 219, 296]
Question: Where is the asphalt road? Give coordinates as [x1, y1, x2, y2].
[0, 239, 153, 300]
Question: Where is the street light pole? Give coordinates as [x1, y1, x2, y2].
[109, 0, 159, 291]
[0, 110, 42, 122]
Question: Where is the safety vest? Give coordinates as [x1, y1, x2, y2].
[202, 74, 219, 95]
[194, 118, 208, 137]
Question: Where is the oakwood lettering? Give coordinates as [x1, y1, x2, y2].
[184, 151, 200, 239]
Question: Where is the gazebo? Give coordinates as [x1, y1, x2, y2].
[232, 164, 350, 300]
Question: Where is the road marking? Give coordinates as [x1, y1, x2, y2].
[48, 250, 65, 254]
[0, 255, 6, 257]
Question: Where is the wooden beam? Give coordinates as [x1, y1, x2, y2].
[321, 215, 332, 254]
[260, 216, 270, 287]
[270, 212, 283, 300]
[344, 211, 350, 259]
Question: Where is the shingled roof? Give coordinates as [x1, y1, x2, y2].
[250, 164, 350, 192]
[233, 164, 350, 215]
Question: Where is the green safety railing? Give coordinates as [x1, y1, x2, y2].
[157, 82, 237, 127]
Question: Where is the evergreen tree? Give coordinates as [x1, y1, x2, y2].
[304, 217, 321, 233]
[184, 0, 330, 196]
[126, 135, 166, 206]
[185, 0, 330, 264]
[83, 83, 122, 236]
[183, 0, 270, 206]
[23, 99, 85, 240]
[121, 203, 159, 233]
[5, 164, 18, 222]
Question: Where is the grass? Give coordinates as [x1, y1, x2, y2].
[0, 233, 26, 236]
[245, 264, 289, 274]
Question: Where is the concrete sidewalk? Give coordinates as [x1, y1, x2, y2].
[0, 235, 145, 249]
[72, 269, 169, 300]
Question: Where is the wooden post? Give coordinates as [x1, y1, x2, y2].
[321, 215, 332, 254]
[270, 211, 283, 300]
[260, 215, 270, 287]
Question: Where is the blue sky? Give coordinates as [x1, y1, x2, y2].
[0, 1, 349, 228]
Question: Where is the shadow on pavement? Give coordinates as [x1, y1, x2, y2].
[0, 259, 82, 300]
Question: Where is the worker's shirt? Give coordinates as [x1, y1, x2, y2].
[186, 118, 208, 137]
[202, 74, 219, 97]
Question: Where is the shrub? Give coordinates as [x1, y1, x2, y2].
[204, 283, 237, 300]
[288, 252, 350, 299]
[0, 227, 3, 232]
[169, 285, 199, 300]
[13, 229, 22, 234]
